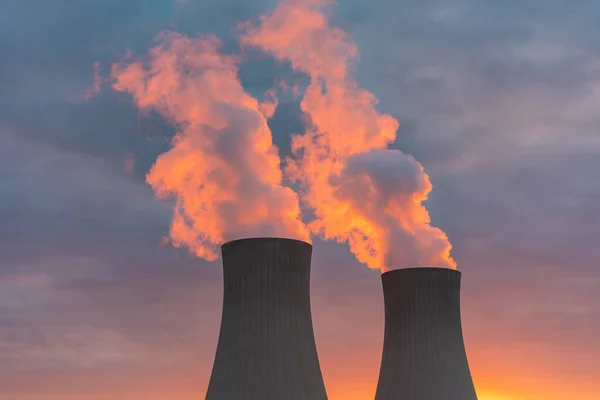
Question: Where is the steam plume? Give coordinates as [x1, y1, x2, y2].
[111, 32, 309, 261]
[240, 0, 455, 271]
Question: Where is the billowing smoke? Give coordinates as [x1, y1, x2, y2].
[111, 32, 309, 261]
[240, 0, 455, 271]
[108, 0, 454, 270]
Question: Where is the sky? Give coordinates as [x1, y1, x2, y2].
[1, 0, 599, 399]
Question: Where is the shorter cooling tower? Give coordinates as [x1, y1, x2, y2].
[205, 237, 328, 400]
[375, 267, 478, 400]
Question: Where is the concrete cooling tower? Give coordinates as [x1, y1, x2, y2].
[375, 267, 478, 400]
[205, 237, 328, 400]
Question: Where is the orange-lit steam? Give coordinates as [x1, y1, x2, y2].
[111, 32, 309, 261]
[240, 0, 455, 271]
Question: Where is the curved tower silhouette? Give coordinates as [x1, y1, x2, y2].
[205, 237, 328, 400]
[375, 267, 478, 400]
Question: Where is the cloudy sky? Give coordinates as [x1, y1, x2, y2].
[1, 0, 599, 399]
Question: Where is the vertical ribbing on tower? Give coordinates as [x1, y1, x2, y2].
[374, 267, 478, 400]
[205, 237, 328, 400]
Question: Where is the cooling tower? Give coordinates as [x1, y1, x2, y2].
[205, 237, 328, 400]
[374, 267, 478, 400]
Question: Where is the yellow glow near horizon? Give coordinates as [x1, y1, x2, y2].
[477, 394, 516, 400]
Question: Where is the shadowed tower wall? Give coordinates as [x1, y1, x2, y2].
[375, 267, 478, 400]
[205, 237, 328, 400]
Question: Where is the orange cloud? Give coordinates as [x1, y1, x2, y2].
[111, 32, 309, 260]
[240, 0, 455, 271]
[258, 88, 278, 119]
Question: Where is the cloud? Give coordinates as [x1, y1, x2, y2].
[111, 32, 309, 260]
[82, 61, 103, 101]
[1, 0, 600, 398]
[240, 0, 455, 271]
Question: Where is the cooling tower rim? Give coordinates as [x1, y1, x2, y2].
[381, 266, 461, 278]
[221, 237, 312, 250]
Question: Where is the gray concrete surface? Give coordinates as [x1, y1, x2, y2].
[205, 237, 328, 400]
[375, 267, 478, 400]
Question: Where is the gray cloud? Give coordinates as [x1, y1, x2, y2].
[1, 0, 599, 397]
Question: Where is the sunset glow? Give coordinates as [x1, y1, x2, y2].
[1, 0, 598, 398]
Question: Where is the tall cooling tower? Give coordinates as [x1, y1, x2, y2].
[205, 237, 328, 400]
[375, 267, 478, 400]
